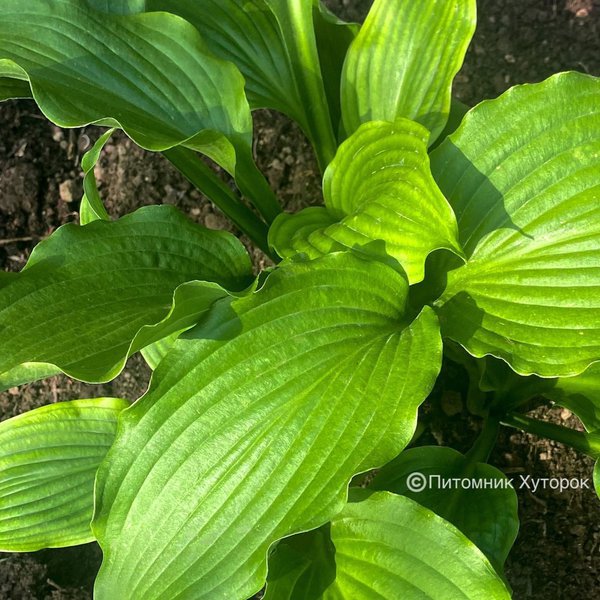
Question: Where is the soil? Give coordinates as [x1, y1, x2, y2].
[1, 0, 599, 598]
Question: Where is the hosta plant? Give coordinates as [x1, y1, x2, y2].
[0, 0, 599, 598]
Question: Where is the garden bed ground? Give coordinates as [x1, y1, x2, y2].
[1, 1, 599, 598]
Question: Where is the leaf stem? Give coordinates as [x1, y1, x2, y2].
[465, 416, 499, 464]
[501, 413, 600, 459]
[282, 0, 338, 171]
[234, 152, 283, 224]
[163, 147, 273, 258]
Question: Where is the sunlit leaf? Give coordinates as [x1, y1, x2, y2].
[270, 119, 462, 283]
[266, 490, 510, 599]
[341, 0, 476, 143]
[0, 398, 127, 551]
[93, 252, 442, 599]
[432, 72, 600, 377]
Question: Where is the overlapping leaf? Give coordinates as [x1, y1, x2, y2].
[341, 0, 476, 143]
[0, 60, 31, 101]
[92, 252, 442, 599]
[0, 205, 253, 382]
[270, 119, 462, 283]
[0, 398, 127, 551]
[545, 364, 600, 432]
[0, 0, 278, 218]
[146, 0, 350, 168]
[79, 129, 113, 225]
[370, 446, 519, 571]
[432, 72, 600, 377]
[0, 363, 61, 395]
[266, 491, 510, 599]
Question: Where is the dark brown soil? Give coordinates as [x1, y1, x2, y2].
[1, 1, 599, 598]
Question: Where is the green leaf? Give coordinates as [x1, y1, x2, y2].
[146, 0, 339, 169]
[432, 72, 600, 377]
[370, 446, 519, 571]
[0, 0, 279, 221]
[0, 59, 31, 100]
[543, 364, 600, 433]
[0, 205, 253, 382]
[265, 526, 336, 599]
[0, 398, 127, 552]
[92, 252, 442, 599]
[269, 119, 463, 283]
[0, 363, 61, 394]
[88, 0, 145, 13]
[266, 490, 510, 599]
[79, 129, 113, 225]
[312, 1, 359, 137]
[341, 0, 476, 143]
[140, 333, 180, 371]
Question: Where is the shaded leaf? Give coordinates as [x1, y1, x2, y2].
[0, 0, 279, 220]
[146, 0, 340, 168]
[265, 526, 335, 600]
[80, 129, 113, 225]
[312, 1, 359, 136]
[370, 446, 519, 571]
[0, 59, 31, 100]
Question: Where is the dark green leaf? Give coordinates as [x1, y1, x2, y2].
[146, 0, 339, 168]
[0, 0, 279, 220]
[341, 0, 476, 143]
[0, 205, 253, 382]
[370, 446, 519, 571]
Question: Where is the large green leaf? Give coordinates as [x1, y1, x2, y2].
[0, 205, 253, 382]
[0, 398, 127, 552]
[0, 0, 279, 220]
[432, 72, 600, 377]
[146, 0, 346, 169]
[266, 490, 510, 599]
[341, 0, 476, 143]
[270, 119, 462, 283]
[370, 446, 519, 571]
[92, 252, 442, 599]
